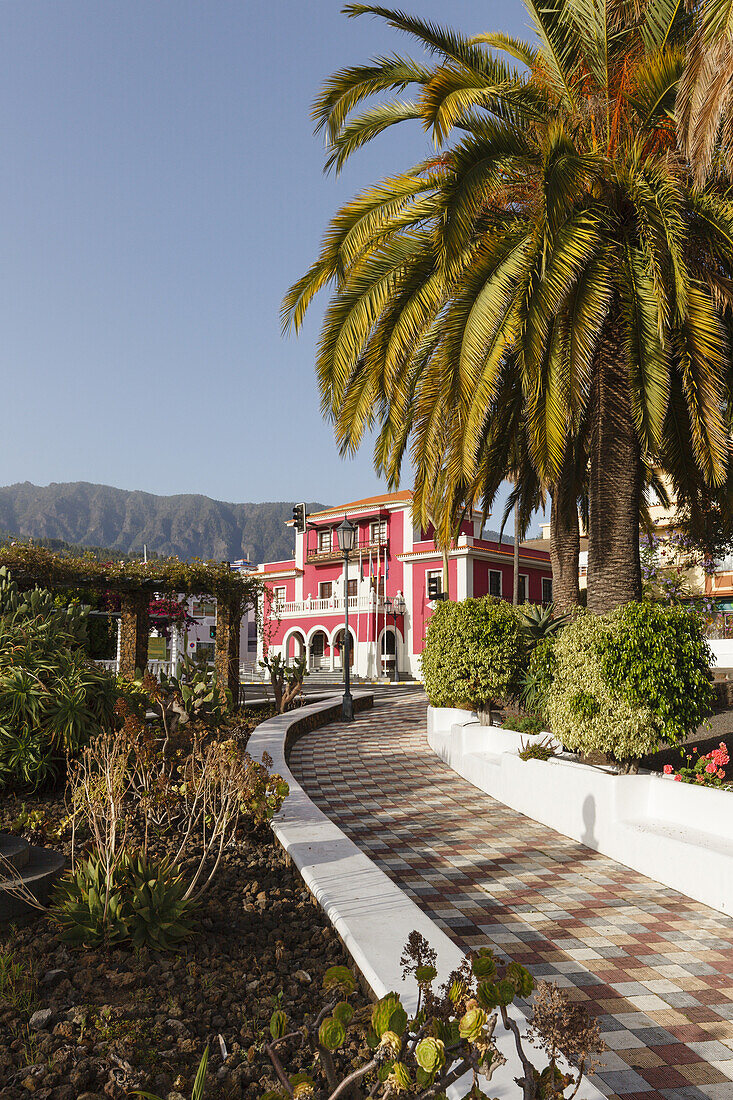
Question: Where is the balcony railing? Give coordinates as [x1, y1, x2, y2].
[305, 535, 389, 565]
[272, 593, 388, 618]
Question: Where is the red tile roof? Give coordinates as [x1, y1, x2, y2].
[309, 490, 413, 518]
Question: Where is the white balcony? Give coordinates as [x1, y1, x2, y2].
[273, 594, 387, 618]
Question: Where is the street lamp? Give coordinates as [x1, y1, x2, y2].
[385, 592, 406, 683]
[336, 517, 357, 721]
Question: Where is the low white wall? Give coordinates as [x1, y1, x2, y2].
[708, 638, 733, 668]
[428, 707, 733, 918]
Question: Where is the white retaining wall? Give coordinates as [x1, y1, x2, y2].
[427, 707, 733, 918]
[708, 638, 733, 668]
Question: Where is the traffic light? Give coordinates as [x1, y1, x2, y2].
[292, 502, 306, 532]
[209, 626, 216, 640]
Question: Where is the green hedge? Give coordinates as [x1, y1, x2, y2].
[546, 603, 713, 766]
[421, 597, 524, 709]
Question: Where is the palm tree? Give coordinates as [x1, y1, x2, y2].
[285, 1, 733, 613]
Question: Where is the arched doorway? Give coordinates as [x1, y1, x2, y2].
[333, 627, 355, 670]
[309, 629, 329, 670]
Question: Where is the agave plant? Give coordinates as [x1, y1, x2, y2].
[52, 852, 198, 950]
[518, 604, 570, 645]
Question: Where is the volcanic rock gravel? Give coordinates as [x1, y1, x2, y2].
[0, 791, 370, 1100]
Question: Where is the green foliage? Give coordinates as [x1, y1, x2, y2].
[53, 852, 197, 950]
[0, 569, 117, 792]
[602, 602, 714, 747]
[518, 736, 557, 762]
[518, 603, 569, 644]
[519, 636, 557, 717]
[547, 604, 714, 764]
[501, 714, 545, 736]
[421, 597, 524, 709]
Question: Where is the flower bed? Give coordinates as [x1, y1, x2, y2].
[0, 707, 372, 1100]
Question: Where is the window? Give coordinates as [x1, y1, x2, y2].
[517, 574, 528, 603]
[370, 519, 387, 543]
[426, 568, 442, 600]
[319, 581, 333, 600]
[191, 600, 216, 618]
[488, 569, 501, 597]
[347, 578, 358, 597]
[273, 586, 287, 608]
[318, 528, 332, 552]
[542, 577, 553, 605]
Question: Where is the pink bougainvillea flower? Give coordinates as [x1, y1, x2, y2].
[663, 764, 674, 775]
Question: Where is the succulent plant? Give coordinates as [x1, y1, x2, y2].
[53, 852, 197, 949]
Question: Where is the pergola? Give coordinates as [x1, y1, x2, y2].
[0, 544, 260, 696]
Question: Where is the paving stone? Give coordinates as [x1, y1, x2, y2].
[289, 698, 733, 1100]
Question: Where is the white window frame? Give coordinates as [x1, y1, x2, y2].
[319, 581, 333, 600]
[425, 568, 442, 600]
[542, 577, 553, 605]
[488, 569, 502, 598]
[318, 528, 332, 552]
[273, 586, 287, 608]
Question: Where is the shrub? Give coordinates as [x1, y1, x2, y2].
[503, 714, 545, 736]
[421, 597, 524, 713]
[546, 604, 714, 768]
[53, 851, 197, 949]
[0, 572, 117, 791]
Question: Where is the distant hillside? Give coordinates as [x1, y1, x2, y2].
[0, 482, 327, 564]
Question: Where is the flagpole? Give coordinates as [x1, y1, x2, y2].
[355, 548, 361, 678]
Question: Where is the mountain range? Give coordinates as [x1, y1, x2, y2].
[0, 482, 327, 564]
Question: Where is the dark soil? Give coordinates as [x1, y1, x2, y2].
[0, 781, 370, 1099]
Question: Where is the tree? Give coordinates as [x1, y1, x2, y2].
[284, 2, 733, 613]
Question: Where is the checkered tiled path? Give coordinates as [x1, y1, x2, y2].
[289, 697, 733, 1100]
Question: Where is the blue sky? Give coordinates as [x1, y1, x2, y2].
[0, 0, 529, 523]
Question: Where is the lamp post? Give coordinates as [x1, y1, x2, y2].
[391, 592, 406, 682]
[336, 517, 357, 721]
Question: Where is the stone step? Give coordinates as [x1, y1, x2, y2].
[0, 844, 66, 922]
[0, 832, 30, 871]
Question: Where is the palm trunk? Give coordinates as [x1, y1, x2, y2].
[550, 442, 580, 610]
[587, 321, 642, 613]
[513, 499, 520, 605]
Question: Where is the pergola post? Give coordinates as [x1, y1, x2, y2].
[215, 597, 241, 702]
[119, 591, 150, 678]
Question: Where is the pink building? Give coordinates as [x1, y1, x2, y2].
[253, 491, 552, 680]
